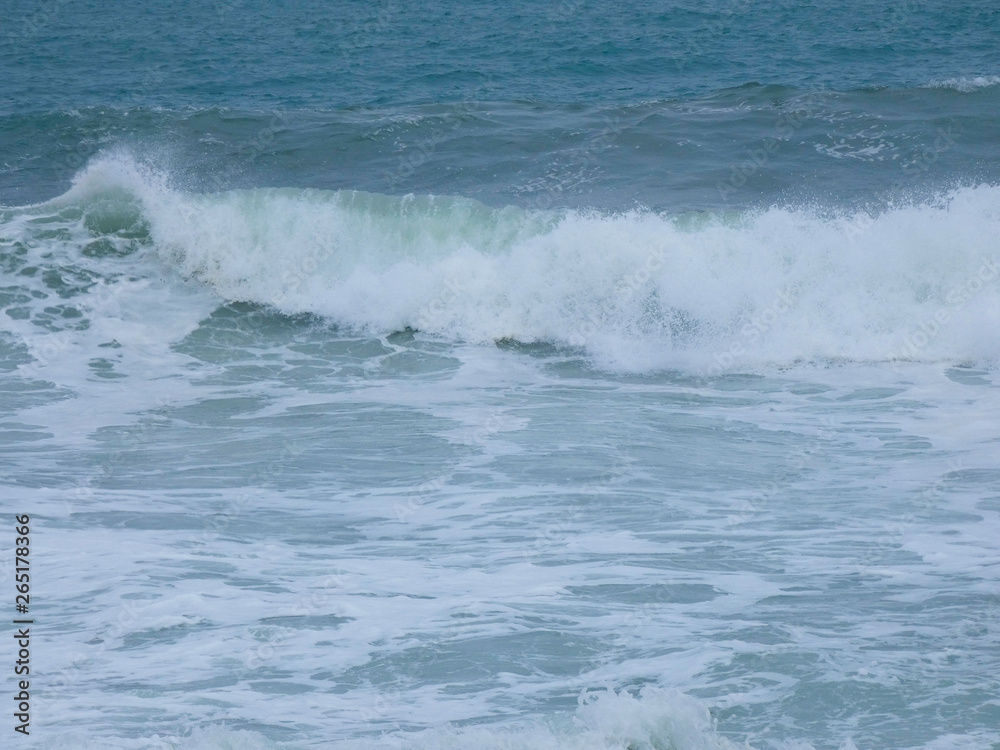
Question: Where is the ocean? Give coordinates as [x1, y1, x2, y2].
[2, 1, 999, 748]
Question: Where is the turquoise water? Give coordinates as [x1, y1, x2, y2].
[2, 2, 1000, 749]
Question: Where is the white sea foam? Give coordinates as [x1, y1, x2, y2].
[340, 689, 746, 750]
[926, 75, 1000, 93]
[39, 687, 996, 749]
[36, 154, 1000, 373]
[35, 689, 750, 750]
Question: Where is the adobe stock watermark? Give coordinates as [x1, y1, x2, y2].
[725, 414, 839, 527]
[200, 438, 309, 542]
[875, 0, 927, 45]
[716, 91, 827, 203]
[519, 464, 624, 565]
[520, 116, 625, 212]
[3, 0, 71, 46]
[855, 456, 963, 573]
[567, 242, 668, 348]
[391, 476, 445, 523]
[886, 256, 998, 368]
[20, 279, 140, 378]
[393, 401, 519, 523]
[381, 76, 495, 194]
[704, 285, 796, 376]
[675, 0, 754, 73]
[338, 0, 401, 63]
[243, 569, 348, 671]
[411, 277, 468, 332]
[264, 231, 336, 309]
[382, 113, 472, 193]
[842, 124, 961, 245]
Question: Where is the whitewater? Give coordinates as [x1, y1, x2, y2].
[11, 153, 1000, 374]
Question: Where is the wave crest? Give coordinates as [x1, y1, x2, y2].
[27, 154, 1000, 372]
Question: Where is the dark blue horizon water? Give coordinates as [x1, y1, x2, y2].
[3, 0, 1000, 209]
[5, 0, 1000, 110]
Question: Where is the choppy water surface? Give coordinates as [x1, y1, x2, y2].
[2, 1, 1000, 748]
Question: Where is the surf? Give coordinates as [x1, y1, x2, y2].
[7, 152, 1000, 374]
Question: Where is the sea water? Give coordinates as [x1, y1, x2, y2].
[2, 2, 999, 749]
